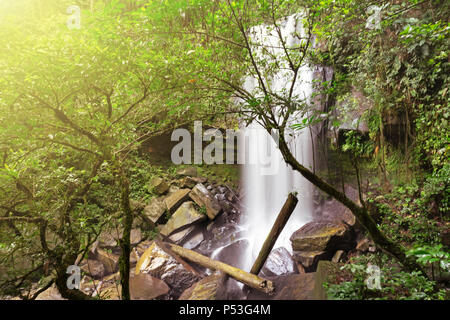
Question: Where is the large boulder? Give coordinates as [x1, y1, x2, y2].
[179, 272, 224, 300]
[290, 221, 354, 271]
[130, 273, 170, 300]
[143, 197, 167, 224]
[160, 201, 206, 236]
[247, 273, 315, 300]
[290, 221, 353, 252]
[212, 239, 249, 270]
[189, 183, 222, 220]
[260, 247, 298, 277]
[135, 241, 201, 298]
[164, 189, 191, 213]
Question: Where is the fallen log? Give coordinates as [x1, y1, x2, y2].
[164, 242, 274, 294]
[250, 193, 299, 275]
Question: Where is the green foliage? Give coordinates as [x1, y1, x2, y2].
[308, 0, 449, 174]
[407, 244, 450, 278]
[326, 254, 446, 300]
[342, 131, 374, 158]
[374, 192, 441, 246]
[198, 205, 207, 216]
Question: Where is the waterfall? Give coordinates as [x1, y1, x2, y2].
[240, 14, 315, 271]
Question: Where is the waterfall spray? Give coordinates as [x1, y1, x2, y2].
[240, 14, 315, 272]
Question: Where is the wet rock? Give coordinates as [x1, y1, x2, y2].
[150, 177, 170, 195]
[169, 226, 195, 243]
[183, 232, 204, 250]
[143, 197, 167, 224]
[160, 201, 206, 236]
[218, 186, 227, 194]
[220, 201, 234, 213]
[214, 193, 226, 202]
[179, 272, 224, 300]
[130, 273, 169, 300]
[189, 183, 222, 220]
[164, 189, 191, 213]
[213, 239, 249, 269]
[177, 166, 198, 177]
[135, 241, 201, 298]
[260, 247, 298, 277]
[290, 221, 354, 252]
[197, 223, 245, 256]
[81, 259, 105, 279]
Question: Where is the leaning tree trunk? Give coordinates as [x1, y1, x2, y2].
[250, 193, 298, 275]
[165, 243, 275, 294]
[276, 132, 424, 274]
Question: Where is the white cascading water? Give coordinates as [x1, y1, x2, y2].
[240, 14, 315, 271]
